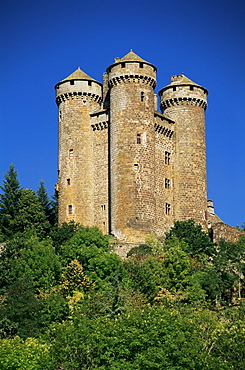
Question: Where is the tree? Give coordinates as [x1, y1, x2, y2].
[36, 180, 52, 219]
[0, 336, 54, 369]
[36, 180, 57, 226]
[165, 219, 215, 257]
[11, 189, 50, 238]
[0, 164, 22, 237]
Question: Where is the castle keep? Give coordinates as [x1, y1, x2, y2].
[55, 50, 242, 245]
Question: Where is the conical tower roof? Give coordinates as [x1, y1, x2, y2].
[55, 67, 101, 88]
[120, 49, 148, 63]
[107, 49, 157, 71]
[61, 67, 96, 82]
[160, 74, 207, 94]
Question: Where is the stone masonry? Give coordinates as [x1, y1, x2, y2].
[55, 50, 243, 247]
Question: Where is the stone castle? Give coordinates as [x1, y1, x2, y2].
[55, 50, 243, 249]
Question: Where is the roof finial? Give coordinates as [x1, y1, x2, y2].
[130, 49, 133, 52]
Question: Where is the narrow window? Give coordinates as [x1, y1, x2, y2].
[136, 133, 141, 144]
[173, 86, 176, 91]
[165, 178, 170, 189]
[139, 62, 143, 68]
[121, 62, 125, 68]
[141, 92, 145, 102]
[101, 205, 106, 211]
[134, 163, 139, 170]
[59, 110, 62, 119]
[190, 85, 194, 91]
[70, 80, 74, 85]
[67, 178, 70, 185]
[165, 203, 171, 215]
[68, 205, 73, 214]
[69, 149, 74, 160]
[165, 151, 170, 165]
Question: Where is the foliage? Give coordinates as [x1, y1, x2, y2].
[11, 189, 50, 238]
[166, 219, 215, 257]
[0, 336, 53, 370]
[0, 164, 22, 238]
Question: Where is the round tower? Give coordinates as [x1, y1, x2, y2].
[55, 68, 102, 226]
[107, 50, 157, 242]
[159, 74, 208, 226]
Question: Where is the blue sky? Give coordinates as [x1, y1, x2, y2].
[1, 0, 244, 227]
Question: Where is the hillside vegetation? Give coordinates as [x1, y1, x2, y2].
[0, 165, 245, 369]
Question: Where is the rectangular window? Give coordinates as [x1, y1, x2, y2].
[68, 205, 73, 214]
[67, 178, 70, 185]
[136, 133, 141, 144]
[165, 203, 171, 215]
[134, 163, 139, 170]
[121, 62, 125, 68]
[141, 91, 145, 102]
[70, 81, 74, 85]
[165, 178, 170, 189]
[165, 151, 170, 165]
[139, 62, 144, 68]
[88, 80, 92, 86]
[101, 205, 106, 211]
[69, 149, 74, 160]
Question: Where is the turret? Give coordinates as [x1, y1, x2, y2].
[55, 68, 102, 226]
[159, 74, 208, 226]
[107, 50, 157, 242]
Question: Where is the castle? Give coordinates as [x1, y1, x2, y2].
[55, 50, 243, 249]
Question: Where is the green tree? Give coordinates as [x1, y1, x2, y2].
[0, 336, 54, 369]
[165, 219, 215, 257]
[11, 189, 50, 238]
[0, 164, 22, 238]
[36, 180, 52, 220]
[0, 278, 42, 338]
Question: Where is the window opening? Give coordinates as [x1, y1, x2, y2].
[70, 80, 74, 85]
[69, 149, 74, 160]
[67, 179, 70, 185]
[173, 86, 176, 91]
[136, 133, 141, 144]
[165, 151, 170, 165]
[165, 203, 171, 215]
[101, 205, 106, 211]
[68, 205, 73, 214]
[141, 91, 145, 102]
[190, 85, 194, 91]
[88, 80, 92, 86]
[165, 178, 170, 189]
[121, 62, 125, 68]
[134, 163, 139, 170]
[139, 62, 144, 68]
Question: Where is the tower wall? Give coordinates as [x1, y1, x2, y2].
[56, 80, 102, 226]
[91, 110, 109, 234]
[108, 62, 156, 242]
[159, 78, 208, 226]
[154, 114, 175, 236]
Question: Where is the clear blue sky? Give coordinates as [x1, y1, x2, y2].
[1, 0, 244, 227]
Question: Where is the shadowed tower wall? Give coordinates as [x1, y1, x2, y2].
[159, 75, 208, 226]
[55, 69, 102, 226]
